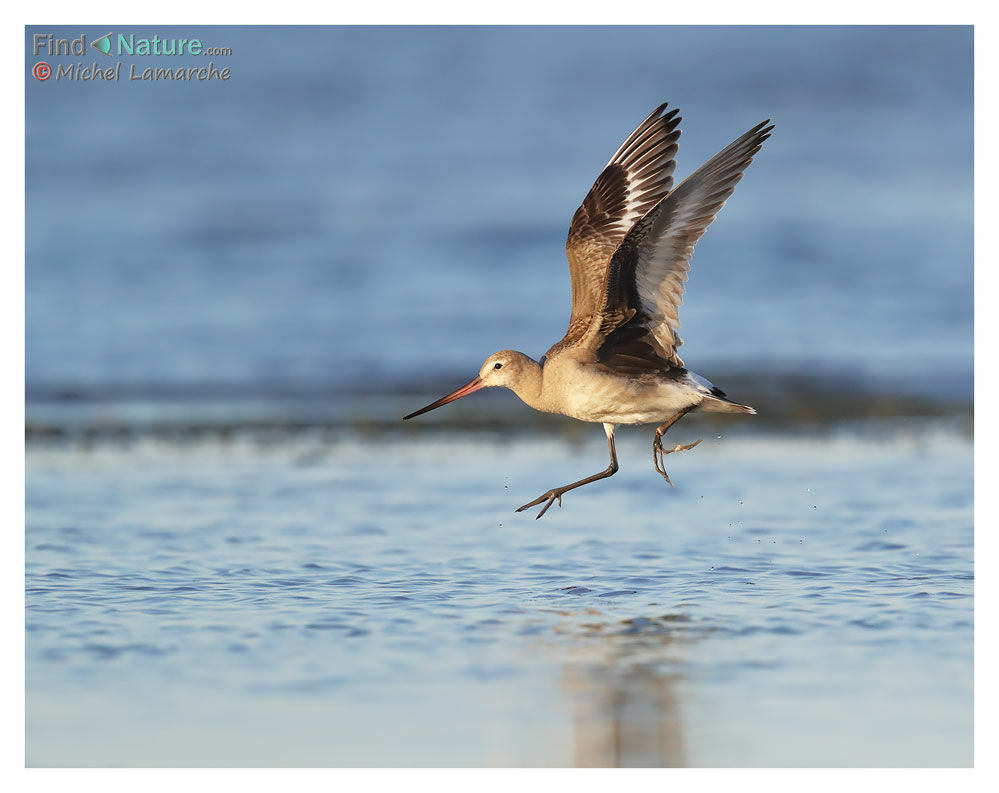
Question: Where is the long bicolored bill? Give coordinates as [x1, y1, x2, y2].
[403, 376, 486, 420]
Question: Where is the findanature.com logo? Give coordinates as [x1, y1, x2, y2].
[30, 31, 233, 82]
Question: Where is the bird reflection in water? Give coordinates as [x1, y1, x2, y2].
[558, 613, 689, 767]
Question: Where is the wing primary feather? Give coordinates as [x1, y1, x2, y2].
[553, 103, 686, 358]
[594, 119, 774, 370]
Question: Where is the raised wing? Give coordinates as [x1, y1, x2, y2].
[595, 120, 774, 372]
[557, 104, 682, 350]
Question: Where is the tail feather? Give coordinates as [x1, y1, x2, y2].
[698, 395, 756, 414]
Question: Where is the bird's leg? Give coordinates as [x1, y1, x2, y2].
[517, 424, 619, 519]
[653, 407, 701, 486]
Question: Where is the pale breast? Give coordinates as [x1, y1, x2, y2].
[540, 357, 703, 425]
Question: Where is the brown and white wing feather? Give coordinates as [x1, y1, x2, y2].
[552, 104, 682, 355]
[596, 120, 774, 371]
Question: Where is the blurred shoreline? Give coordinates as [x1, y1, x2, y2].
[25, 366, 972, 445]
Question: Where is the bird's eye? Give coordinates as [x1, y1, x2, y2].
[494, 362, 503, 370]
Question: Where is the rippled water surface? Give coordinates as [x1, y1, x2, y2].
[26, 429, 973, 766]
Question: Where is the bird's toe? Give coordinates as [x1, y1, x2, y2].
[517, 489, 563, 519]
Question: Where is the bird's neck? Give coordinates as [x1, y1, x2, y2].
[510, 357, 545, 411]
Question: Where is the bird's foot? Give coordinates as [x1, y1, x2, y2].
[653, 448, 674, 485]
[653, 438, 702, 485]
[516, 489, 564, 520]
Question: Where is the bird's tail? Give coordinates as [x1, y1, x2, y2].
[698, 395, 757, 414]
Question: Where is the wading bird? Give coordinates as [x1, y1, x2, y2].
[404, 103, 772, 518]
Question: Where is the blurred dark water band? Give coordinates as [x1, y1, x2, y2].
[25, 368, 972, 444]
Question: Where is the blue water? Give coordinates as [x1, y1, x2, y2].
[26, 25, 972, 397]
[25, 26, 974, 767]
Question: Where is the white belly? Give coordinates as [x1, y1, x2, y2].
[539, 359, 706, 425]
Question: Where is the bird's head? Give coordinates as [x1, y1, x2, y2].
[403, 350, 537, 420]
[476, 350, 536, 388]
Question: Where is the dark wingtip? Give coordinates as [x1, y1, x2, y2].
[751, 120, 775, 148]
[651, 102, 683, 127]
